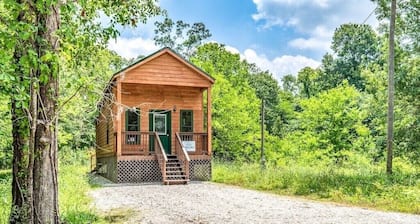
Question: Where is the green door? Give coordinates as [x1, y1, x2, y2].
[149, 111, 171, 154]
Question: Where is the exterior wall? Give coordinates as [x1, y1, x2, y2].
[97, 156, 117, 182]
[96, 96, 115, 158]
[121, 83, 205, 154]
[121, 53, 211, 88]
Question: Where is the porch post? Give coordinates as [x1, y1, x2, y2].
[207, 87, 212, 155]
[116, 79, 122, 156]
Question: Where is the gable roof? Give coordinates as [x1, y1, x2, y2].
[111, 47, 215, 84]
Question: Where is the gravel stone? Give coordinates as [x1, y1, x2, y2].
[90, 182, 420, 224]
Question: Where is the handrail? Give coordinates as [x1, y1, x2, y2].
[154, 132, 167, 182]
[175, 132, 190, 181]
[175, 133, 191, 162]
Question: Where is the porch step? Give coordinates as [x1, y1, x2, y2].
[163, 155, 189, 185]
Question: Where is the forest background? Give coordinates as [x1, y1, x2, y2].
[0, 0, 418, 222]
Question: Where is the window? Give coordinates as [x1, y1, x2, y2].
[180, 110, 193, 132]
[125, 109, 140, 144]
[126, 109, 140, 131]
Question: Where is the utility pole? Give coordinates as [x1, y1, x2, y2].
[260, 99, 266, 170]
[387, 0, 396, 175]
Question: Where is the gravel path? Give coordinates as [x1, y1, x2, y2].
[90, 182, 420, 224]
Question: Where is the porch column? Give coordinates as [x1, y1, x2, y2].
[116, 80, 122, 156]
[207, 87, 212, 155]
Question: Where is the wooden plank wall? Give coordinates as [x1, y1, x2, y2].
[96, 95, 116, 158]
[122, 53, 211, 88]
[121, 83, 204, 154]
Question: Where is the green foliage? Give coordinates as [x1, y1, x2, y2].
[373, 0, 420, 53]
[297, 84, 372, 159]
[192, 43, 261, 161]
[58, 49, 125, 152]
[0, 169, 11, 222]
[0, 96, 11, 169]
[213, 160, 420, 214]
[297, 67, 321, 98]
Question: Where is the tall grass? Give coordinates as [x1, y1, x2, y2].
[213, 161, 420, 214]
[0, 169, 11, 223]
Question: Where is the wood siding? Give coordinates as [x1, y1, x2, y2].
[120, 84, 205, 154]
[96, 95, 115, 158]
[121, 53, 211, 88]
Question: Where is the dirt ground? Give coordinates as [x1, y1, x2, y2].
[89, 180, 420, 224]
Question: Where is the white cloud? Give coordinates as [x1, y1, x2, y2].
[224, 45, 240, 55]
[243, 49, 320, 81]
[252, 0, 378, 52]
[107, 37, 159, 59]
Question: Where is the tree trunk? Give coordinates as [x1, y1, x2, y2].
[10, 6, 30, 220]
[32, 3, 61, 223]
[386, 0, 396, 175]
[10, 1, 61, 223]
[10, 98, 28, 223]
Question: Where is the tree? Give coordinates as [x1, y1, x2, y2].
[0, 1, 161, 222]
[281, 74, 298, 94]
[192, 43, 261, 161]
[247, 69, 281, 134]
[154, 17, 211, 58]
[297, 67, 320, 98]
[332, 24, 381, 90]
[373, 0, 419, 53]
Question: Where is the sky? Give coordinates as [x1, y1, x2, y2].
[108, 0, 378, 82]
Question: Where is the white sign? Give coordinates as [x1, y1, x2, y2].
[182, 141, 196, 152]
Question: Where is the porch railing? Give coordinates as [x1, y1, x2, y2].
[154, 132, 168, 182]
[175, 133, 190, 180]
[178, 132, 209, 155]
[121, 131, 153, 155]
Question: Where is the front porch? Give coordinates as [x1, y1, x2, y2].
[104, 131, 211, 184]
[121, 132, 209, 156]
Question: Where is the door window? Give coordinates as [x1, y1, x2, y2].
[154, 114, 167, 135]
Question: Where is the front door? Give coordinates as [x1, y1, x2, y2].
[149, 110, 171, 154]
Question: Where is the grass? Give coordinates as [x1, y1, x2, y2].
[0, 169, 11, 222]
[213, 161, 420, 214]
[0, 151, 135, 223]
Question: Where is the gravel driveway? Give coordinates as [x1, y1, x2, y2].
[90, 182, 420, 224]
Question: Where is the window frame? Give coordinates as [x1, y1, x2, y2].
[180, 110, 194, 132]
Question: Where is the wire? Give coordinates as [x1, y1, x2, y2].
[363, 7, 377, 24]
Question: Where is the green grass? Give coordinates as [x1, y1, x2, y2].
[0, 169, 11, 223]
[213, 161, 420, 214]
[0, 152, 115, 223]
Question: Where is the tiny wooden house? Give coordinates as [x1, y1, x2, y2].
[95, 48, 214, 184]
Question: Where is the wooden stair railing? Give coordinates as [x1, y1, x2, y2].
[175, 132, 191, 182]
[153, 132, 168, 183]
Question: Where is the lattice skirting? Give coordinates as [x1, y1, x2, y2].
[117, 159, 162, 183]
[189, 159, 211, 181]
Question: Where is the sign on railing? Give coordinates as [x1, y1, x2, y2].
[182, 141, 196, 152]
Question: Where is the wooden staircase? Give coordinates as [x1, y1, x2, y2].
[164, 155, 189, 185]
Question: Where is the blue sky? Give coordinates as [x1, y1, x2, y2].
[108, 0, 378, 81]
